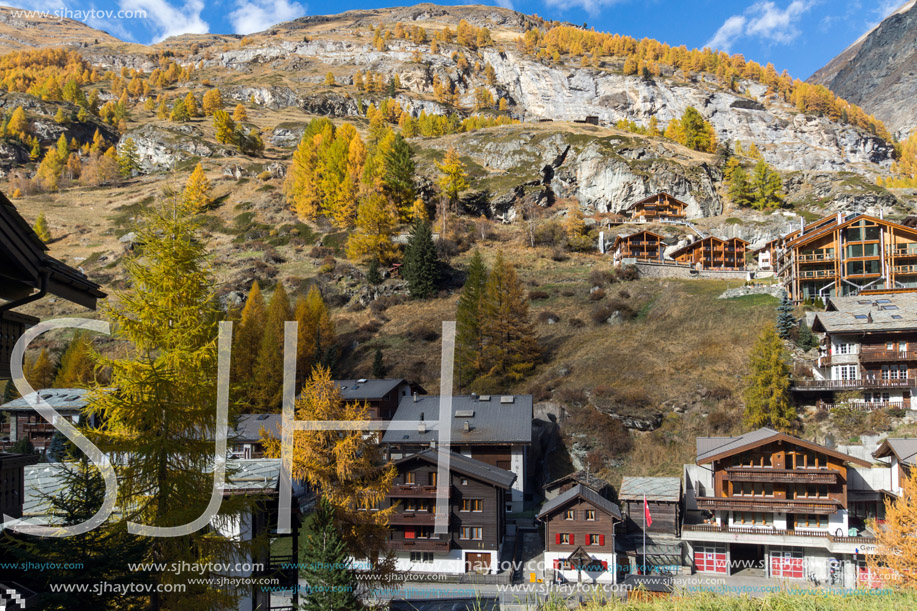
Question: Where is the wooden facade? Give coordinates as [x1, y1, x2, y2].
[670, 237, 747, 270]
[770, 213, 917, 303]
[626, 193, 687, 222]
[612, 230, 666, 262]
[543, 497, 617, 557]
[0, 452, 38, 520]
[623, 499, 679, 536]
[385, 451, 512, 572]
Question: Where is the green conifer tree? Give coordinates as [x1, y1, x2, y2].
[366, 258, 382, 285]
[371, 347, 385, 378]
[231, 281, 267, 408]
[776, 291, 796, 339]
[743, 325, 797, 432]
[455, 249, 488, 389]
[382, 132, 416, 219]
[300, 497, 361, 610]
[116, 137, 141, 178]
[33, 212, 51, 242]
[402, 218, 440, 299]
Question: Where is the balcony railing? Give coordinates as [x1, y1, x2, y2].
[724, 467, 840, 484]
[891, 248, 917, 258]
[816, 399, 910, 411]
[792, 377, 917, 390]
[798, 253, 836, 263]
[860, 350, 915, 363]
[387, 539, 451, 552]
[389, 485, 443, 498]
[894, 264, 917, 274]
[389, 512, 438, 525]
[694, 496, 840, 514]
[799, 269, 836, 279]
[682, 523, 875, 544]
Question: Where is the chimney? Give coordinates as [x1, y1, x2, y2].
[413, 392, 418, 402]
[419, 412, 424, 421]
[418, 422, 426, 433]
[463, 420, 471, 432]
[471, 392, 478, 401]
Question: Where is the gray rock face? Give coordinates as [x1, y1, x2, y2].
[122, 124, 233, 172]
[809, 0, 917, 140]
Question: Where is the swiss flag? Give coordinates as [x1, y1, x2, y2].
[644, 494, 653, 528]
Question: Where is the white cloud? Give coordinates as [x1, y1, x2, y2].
[706, 1, 816, 51]
[118, 0, 209, 42]
[542, 0, 626, 18]
[228, 0, 306, 35]
[494, 0, 515, 9]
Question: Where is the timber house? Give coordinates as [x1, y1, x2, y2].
[669, 237, 748, 270]
[624, 193, 687, 222]
[611, 230, 666, 263]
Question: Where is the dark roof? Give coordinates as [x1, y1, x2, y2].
[537, 484, 622, 520]
[234, 413, 282, 442]
[1, 388, 89, 412]
[619, 477, 682, 502]
[813, 294, 917, 333]
[0, 192, 105, 309]
[544, 470, 611, 494]
[624, 192, 686, 212]
[874, 438, 917, 467]
[396, 448, 516, 489]
[381, 394, 533, 446]
[333, 378, 423, 401]
[696, 427, 872, 467]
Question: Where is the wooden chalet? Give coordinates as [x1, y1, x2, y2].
[1, 389, 92, 453]
[0, 451, 38, 520]
[611, 230, 666, 263]
[384, 449, 515, 575]
[538, 483, 622, 583]
[617, 477, 683, 575]
[334, 378, 426, 421]
[669, 236, 748, 270]
[873, 438, 917, 495]
[768, 213, 917, 303]
[682, 427, 882, 585]
[624, 193, 687, 222]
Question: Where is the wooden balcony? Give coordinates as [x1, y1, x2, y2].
[724, 467, 840, 484]
[682, 523, 875, 544]
[894, 264, 917, 274]
[387, 538, 451, 552]
[389, 512, 438, 526]
[891, 248, 917, 258]
[389, 485, 443, 498]
[816, 399, 910, 411]
[799, 269, 836, 279]
[798, 253, 836, 263]
[860, 350, 916, 363]
[695, 496, 840, 514]
[792, 377, 917, 391]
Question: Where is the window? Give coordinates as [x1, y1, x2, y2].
[416, 526, 433, 539]
[405, 472, 415, 485]
[794, 514, 827, 529]
[428, 472, 437, 486]
[882, 364, 907, 380]
[559, 533, 571, 544]
[835, 342, 857, 355]
[565, 510, 575, 520]
[410, 552, 434, 563]
[834, 365, 857, 381]
[588, 534, 603, 545]
[734, 511, 772, 525]
[461, 478, 468, 486]
[461, 499, 483, 512]
[404, 500, 417, 512]
[585, 510, 596, 521]
[460, 527, 483, 540]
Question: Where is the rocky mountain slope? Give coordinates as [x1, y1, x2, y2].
[809, 0, 917, 140]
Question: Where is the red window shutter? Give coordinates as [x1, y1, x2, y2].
[569, 534, 574, 545]
[602, 561, 608, 570]
[554, 559, 560, 569]
[600, 534, 605, 546]
[555, 533, 561, 545]
[405, 528, 415, 540]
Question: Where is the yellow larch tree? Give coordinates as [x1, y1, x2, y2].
[345, 189, 398, 263]
[182, 162, 211, 210]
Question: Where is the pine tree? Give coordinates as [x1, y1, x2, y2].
[53, 107, 69, 124]
[797, 319, 817, 350]
[183, 91, 200, 117]
[285, 130, 322, 220]
[366, 258, 382, 285]
[261, 367, 396, 581]
[479, 252, 540, 384]
[402, 218, 440, 299]
[346, 189, 398, 263]
[293, 286, 336, 391]
[156, 98, 168, 119]
[33, 212, 51, 242]
[455, 250, 488, 389]
[230, 281, 267, 408]
[869, 466, 917, 588]
[86, 196, 253, 608]
[371, 347, 385, 378]
[53, 331, 95, 388]
[116, 137, 140, 178]
[776, 291, 796, 339]
[436, 145, 468, 207]
[36, 149, 64, 191]
[213, 109, 236, 145]
[27, 348, 56, 389]
[201, 88, 223, 115]
[29, 137, 41, 161]
[742, 325, 797, 432]
[182, 162, 211, 210]
[727, 162, 752, 207]
[383, 132, 416, 220]
[324, 72, 336, 86]
[232, 103, 248, 122]
[56, 133, 69, 161]
[750, 160, 784, 210]
[169, 99, 190, 122]
[8, 105, 28, 137]
[251, 283, 291, 412]
[300, 497, 361, 611]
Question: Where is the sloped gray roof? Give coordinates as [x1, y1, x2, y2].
[618, 477, 682, 502]
[815, 294, 917, 333]
[381, 395, 533, 446]
[696, 428, 780, 462]
[398, 448, 516, 489]
[537, 484, 622, 520]
[334, 379, 407, 401]
[20, 459, 283, 525]
[1, 389, 89, 412]
[875, 438, 917, 467]
[545, 470, 611, 494]
[234, 413, 282, 442]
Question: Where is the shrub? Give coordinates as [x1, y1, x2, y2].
[615, 265, 639, 281]
[568, 317, 585, 328]
[560, 288, 576, 297]
[537, 311, 560, 324]
[528, 289, 549, 301]
[309, 246, 333, 258]
[556, 386, 587, 406]
[533, 221, 565, 246]
[405, 324, 440, 342]
[589, 288, 606, 302]
[551, 249, 569, 262]
[591, 304, 615, 325]
[589, 269, 614, 286]
[527, 384, 551, 403]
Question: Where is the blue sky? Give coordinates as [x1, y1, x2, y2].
[6, 0, 908, 79]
